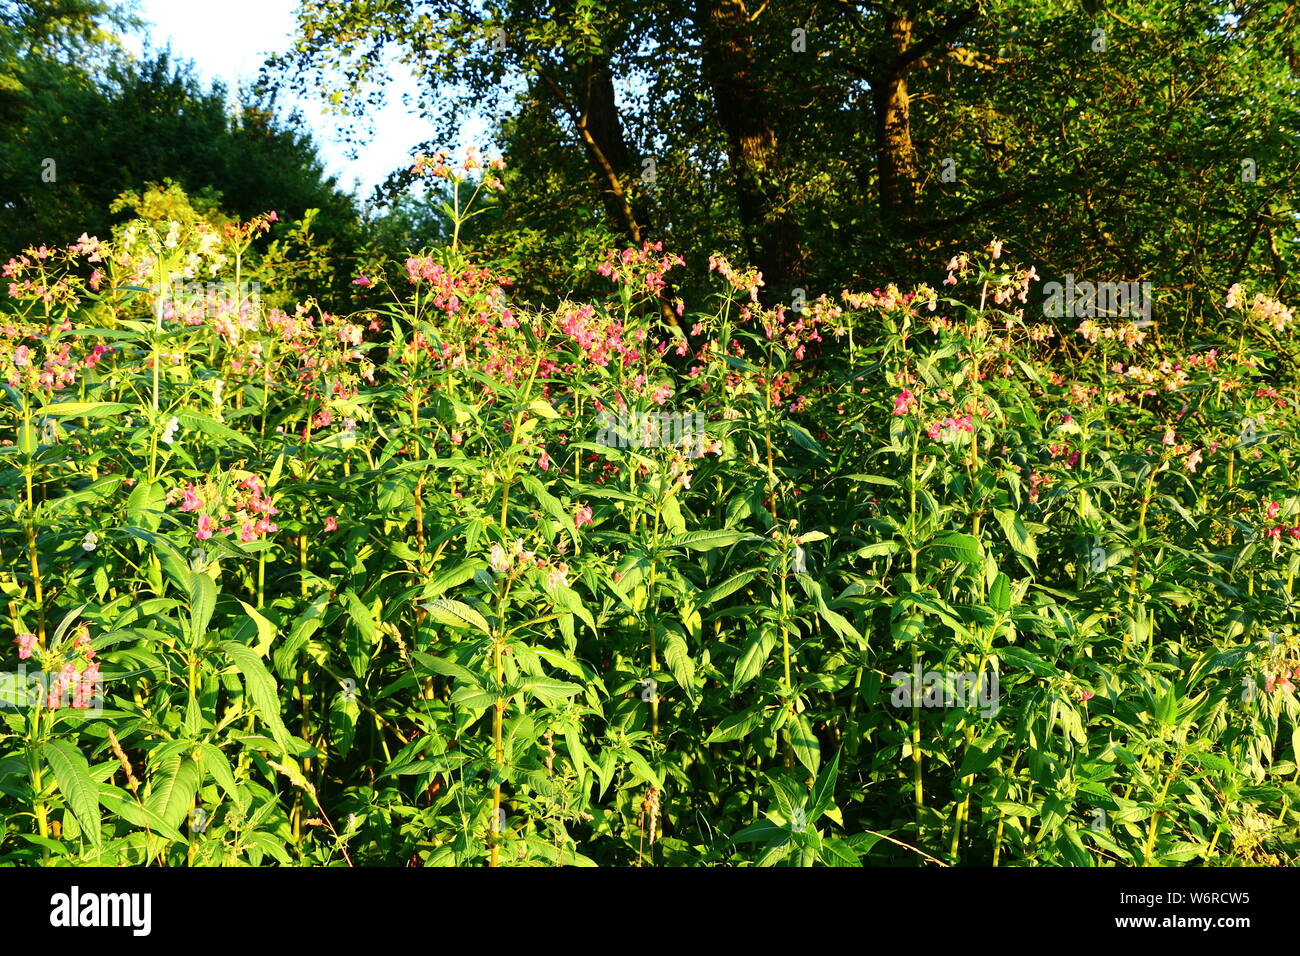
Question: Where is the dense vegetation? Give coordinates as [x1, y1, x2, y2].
[1, 0, 1298, 866]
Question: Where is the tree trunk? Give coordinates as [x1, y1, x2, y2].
[875, 11, 920, 242]
[694, 0, 806, 299]
[573, 55, 646, 244]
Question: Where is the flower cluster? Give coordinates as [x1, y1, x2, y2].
[893, 388, 918, 416]
[1260, 499, 1300, 542]
[757, 303, 827, 361]
[927, 414, 974, 442]
[553, 302, 642, 368]
[487, 538, 569, 590]
[13, 625, 101, 709]
[412, 147, 505, 189]
[46, 659, 101, 710]
[0, 320, 107, 392]
[707, 254, 764, 302]
[170, 474, 280, 543]
[598, 242, 685, 297]
[1076, 319, 1147, 348]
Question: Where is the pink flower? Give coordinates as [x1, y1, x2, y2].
[546, 563, 569, 590]
[353, 274, 373, 287]
[1162, 428, 1175, 447]
[538, 451, 552, 472]
[1079, 690, 1095, 702]
[489, 543, 509, 573]
[1267, 501, 1281, 520]
[574, 506, 593, 529]
[180, 484, 202, 512]
[1184, 449, 1203, 472]
[15, 633, 35, 659]
[239, 520, 258, 543]
[196, 514, 214, 540]
[893, 389, 917, 416]
[324, 516, 338, 532]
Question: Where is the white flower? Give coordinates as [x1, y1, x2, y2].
[792, 546, 807, 574]
[81, 532, 98, 552]
[162, 415, 180, 445]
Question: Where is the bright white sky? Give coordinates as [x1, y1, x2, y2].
[126, 0, 485, 197]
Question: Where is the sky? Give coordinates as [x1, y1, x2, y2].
[126, 0, 483, 198]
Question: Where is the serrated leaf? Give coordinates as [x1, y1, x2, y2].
[197, 743, 240, 803]
[662, 630, 697, 703]
[423, 598, 490, 634]
[222, 640, 294, 753]
[188, 573, 216, 645]
[928, 531, 983, 564]
[41, 740, 102, 848]
[669, 529, 752, 552]
[706, 705, 767, 743]
[995, 509, 1039, 565]
[144, 754, 200, 830]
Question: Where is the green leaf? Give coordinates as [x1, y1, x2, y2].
[237, 601, 277, 657]
[662, 630, 697, 704]
[188, 572, 217, 645]
[809, 749, 842, 818]
[989, 572, 1012, 615]
[450, 686, 497, 711]
[669, 529, 753, 552]
[855, 540, 901, 559]
[789, 713, 821, 776]
[733, 628, 777, 690]
[126, 479, 165, 532]
[197, 743, 240, 803]
[927, 532, 983, 564]
[525, 399, 560, 419]
[820, 837, 862, 867]
[625, 750, 662, 789]
[175, 410, 255, 447]
[97, 786, 184, 844]
[696, 569, 760, 606]
[995, 509, 1039, 565]
[40, 740, 102, 848]
[520, 678, 582, 704]
[35, 402, 132, 418]
[706, 704, 767, 743]
[222, 640, 295, 753]
[996, 645, 1059, 677]
[144, 754, 200, 830]
[731, 818, 788, 844]
[423, 598, 490, 634]
[414, 653, 481, 686]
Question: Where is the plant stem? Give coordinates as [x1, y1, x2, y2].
[491, 630, 504, 868]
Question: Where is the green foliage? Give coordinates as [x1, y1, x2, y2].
[2, 194, 1299, 866]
